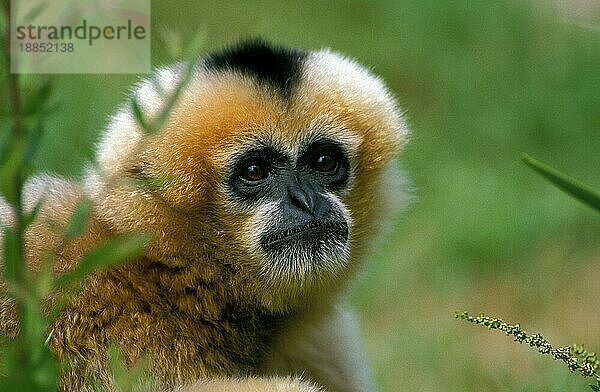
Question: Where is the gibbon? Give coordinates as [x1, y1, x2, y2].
[0, 40, 409, 391]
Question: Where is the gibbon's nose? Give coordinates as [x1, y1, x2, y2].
[288, 181, 315, 215]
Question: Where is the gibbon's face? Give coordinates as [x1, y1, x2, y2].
[225, 131, 354, 282]
[95, 41, 407, 300]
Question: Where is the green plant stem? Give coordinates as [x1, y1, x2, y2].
[2, 0, 26, 321]
[1, 4, 55, 389]
[457, 312, 600, 384]
[521, 153, 600, 213]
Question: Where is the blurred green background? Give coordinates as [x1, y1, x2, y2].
[29, 0, 600, 390]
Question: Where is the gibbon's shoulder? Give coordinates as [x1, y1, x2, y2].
[0, 174, 82, 231]
[0, 174, 109, 275]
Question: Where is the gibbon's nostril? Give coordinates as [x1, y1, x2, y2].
[288, 183, 315, 214]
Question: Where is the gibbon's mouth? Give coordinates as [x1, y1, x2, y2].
[260, 221, 348, 250]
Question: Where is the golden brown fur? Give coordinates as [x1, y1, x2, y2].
[0, 42, 408, 391]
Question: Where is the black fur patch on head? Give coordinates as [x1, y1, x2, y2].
[204, 39, 307, 97]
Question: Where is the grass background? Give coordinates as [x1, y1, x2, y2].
[28, 0, 600, 390]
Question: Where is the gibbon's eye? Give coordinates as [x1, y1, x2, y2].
[299, 139, 350, 192]
[241, 162, 270, 182]
[311, 154, 338, 173]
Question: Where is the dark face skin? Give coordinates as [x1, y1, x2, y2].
[227, 138, 351, 262]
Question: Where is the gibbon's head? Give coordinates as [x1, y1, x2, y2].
[87, 40, 409, 310]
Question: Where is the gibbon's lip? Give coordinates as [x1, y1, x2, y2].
[260, 221, 348, 249]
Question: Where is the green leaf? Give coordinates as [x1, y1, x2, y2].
[147, 59, 196, 133]
[23, 122, 45, 174]
[0, 339, 57, 392]
[2, 228, 19, 283]
[107, 342, 155, 391]
[23, 80, 53, 116]
[0, 137, 26, 205]
[131, 173, 175, 191]
[22, 197, 45, 228]
[130, 98, 150, 131]
[159, 27, 184, 61]
[522, 153, 600, 213]
[183, 30, 206, 59]
[0, 127, 8, 156]
[54, 233, 151, 289]
[133, 59, 196, 135]
[159, 27, 205, 59]
[62, 200, 91, 240]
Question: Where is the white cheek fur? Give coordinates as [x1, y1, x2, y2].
[239, 192, 353, 288]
